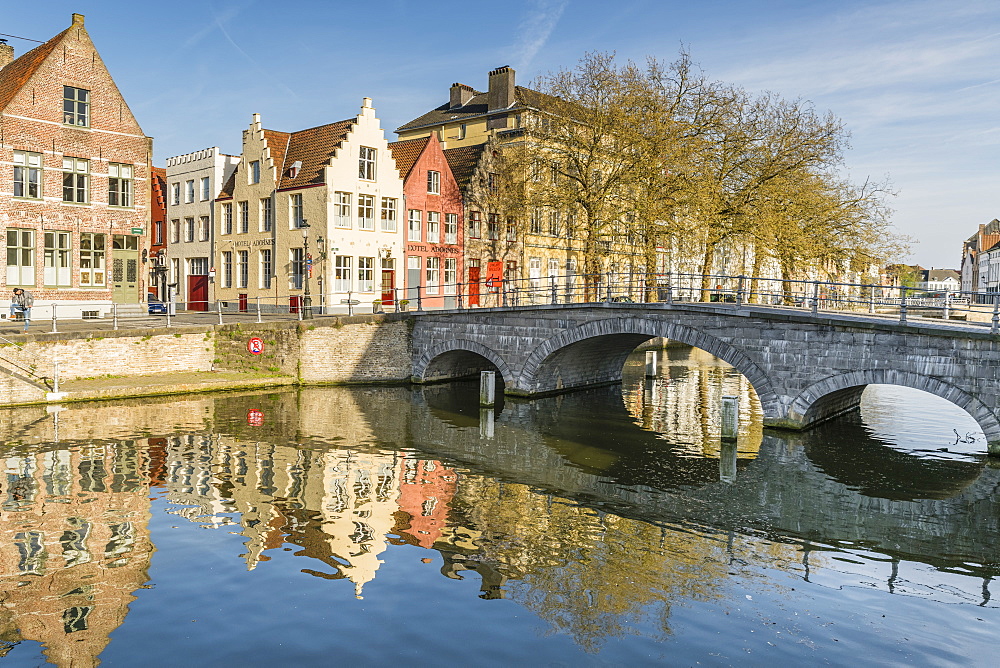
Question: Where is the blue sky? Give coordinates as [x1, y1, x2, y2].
[6, 0, 1000, 268]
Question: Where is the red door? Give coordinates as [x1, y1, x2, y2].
[468, 266, 481, 307]
[289, 296, 301, 313]
[239, 293, 248, 312]
[188, 275, 208, 311]
[381, 270, 396, 305]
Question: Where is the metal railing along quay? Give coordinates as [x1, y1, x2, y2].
[4, 272, 999, 335]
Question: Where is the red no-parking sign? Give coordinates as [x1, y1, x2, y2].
[247, 337, 265, 355]
[247, 409, 265, 427]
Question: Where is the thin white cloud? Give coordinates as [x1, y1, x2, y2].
[513, 0, 569, 71]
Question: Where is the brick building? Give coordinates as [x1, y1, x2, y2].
[388, 134, 463, 307]
[149, 166, 167, 298]
[0, 14, 152, 318]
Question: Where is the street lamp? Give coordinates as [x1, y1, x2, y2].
[301, 221, 313, 319]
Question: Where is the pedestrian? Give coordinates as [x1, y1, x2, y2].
[10, 288, 33, 331]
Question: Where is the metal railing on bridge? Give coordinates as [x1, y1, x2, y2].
[9, 272, 1000, 335]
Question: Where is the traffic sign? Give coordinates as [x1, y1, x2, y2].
[247, 337, 264, 355]
[247, 409, 264, 426]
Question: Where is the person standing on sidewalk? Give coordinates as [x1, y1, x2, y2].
[10, 288, 33, 331]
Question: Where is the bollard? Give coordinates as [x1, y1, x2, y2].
[502, 281, 508, 308]
[736, 275, 745, 305]
[551, 277, 558, 305]
[348, 291, 354, 316]
[256, 297, 262, 323]
[458, 282, 464, 309]
[217, 301, 224, 325]
[645, 350, 658, 377]
[992, 298, 999, 335]
[868, 288, 875, 314]
[811, 282, 820, 315]
[416, 285, 423, 312]
[721, 395, 738, 442]
[480, 407, 495, 440]
[720, 440, 737, 483]
[479, 370, 496, 407]
[606, 271, 612, 301]
[900, 287, 908, 324]
[50, 303, 58, 334]
[166, 308, 172, 327]
[942, 291, 950, 321]
[112, 303, 119, 330]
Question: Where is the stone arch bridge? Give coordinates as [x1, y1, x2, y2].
[410, 302, 1000, 454]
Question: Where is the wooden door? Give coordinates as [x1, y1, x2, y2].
[187, 275, 208, 311]
[381, 270, 395, 304]
[468, 266, 481, 307]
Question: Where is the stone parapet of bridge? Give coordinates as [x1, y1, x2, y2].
[410, 303, 1000, 454]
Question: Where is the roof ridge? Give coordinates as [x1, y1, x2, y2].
[0, 26, 72, 111]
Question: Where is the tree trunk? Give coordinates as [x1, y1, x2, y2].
[699, 240, 716, 302]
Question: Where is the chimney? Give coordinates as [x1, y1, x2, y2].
[450, 83, 474, 109]
[488, 66, 515, 111]
[0, 40, 13, 70]
[72, 13, 85, 26]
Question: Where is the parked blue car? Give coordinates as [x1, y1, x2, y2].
[148, 297, 168, 315]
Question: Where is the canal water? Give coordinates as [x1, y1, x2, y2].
[0, 346, 997, 666]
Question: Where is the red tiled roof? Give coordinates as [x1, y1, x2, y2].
[387, 137, 430, 181]
[443, 144, 486, 192]
[0, 27, 70, 111]
[277, 119, 354, 190]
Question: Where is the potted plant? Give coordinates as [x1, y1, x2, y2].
[398, 299, 410, 312]
[372, 299, 383, 313]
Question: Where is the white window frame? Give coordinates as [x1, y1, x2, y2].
[7, 229, 35, 286]
[408, 210, 422, 242]
[260, 198, 273, 232]
[358, 256, 375, 292]
[444, 213, 458, 245]
[79, 232, 106, 287]
[222, 251, 233, 288]
[381, 198, 397, 233]
[444, 257, 457, 295]
[43, 231, 71, 287]
[184, 217, 195, 242]
[13, 150, 42, 200]
[62, 157, 89, 204]
[222, 203, 233, 235]
[334, 255, 352, 292]
[238, 201, 249, 234]
[237, 250, 249, 288]
[249, 160, 260, 184]
[290, 193, 305, 228]
[358, 195, 375, 231]
[200, 176, 211, 201]
[185, 180, 195, 203]
[259, 249, 273, 289]
[108, 163, 133, 207]
[334, 192, 352, 228]
[427, 170, 440, 194]
[359, 147, 377, 180]
[425, 256, 440, 295]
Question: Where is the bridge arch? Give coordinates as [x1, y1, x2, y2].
[413, 338, 516, 387]
[788, 370, 1000, 442]
[516, 317, 784, 417]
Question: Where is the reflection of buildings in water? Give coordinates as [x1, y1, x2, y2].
[0, 443, 154, 668]
[393, 459, 458, 549]
[622, 345, 763, 458]
[158, 435, 405, 598]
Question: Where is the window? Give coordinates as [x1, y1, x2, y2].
[529, 257, 542, 289]
[184, 217, 195, 242]
[458, 124, 467, 140]
[62, 157, 89, 203]
[290, 193, 304, 228]
[530, 207, 542, 234]
[44, 231, 71, 287]
[260, 198, 273, 232]
[444, 213, 458, 244]
[170, 219, 180, 244]
[548, 210, 561, 236]
[190, 258, 209, 275]
[335, 255, 352, 292]
[222, 251, 233, 288]
[259, 249, 273, 289]
[358, 195, 375, 231]
[427, 170, 440, 194]
[238, 201, 249, 233]
[426, 211, 440, 243]
[63, 86, 89, 126]
[531, 160, 542, 182]
[155, 221, 164, 245]
[249, 160, 260, 184]
[506, 216, 518, 242]
[200, 176, 210, 200]
[7, 230, 34, 285]
[408, 210, 422, 242]
[487, 172, 499, 194]
[13, 151, 42, 199]
[222, 203, 233, 235]
[566, 212, 576, 238]
[199, 216, 210, 241]
[444, 257, 457, 295]
[237, 250, 249, 288]
[185, 180, 195, 203]
[290, 248, 305, 289]
[487, 213, 500, 240]
[108, 163, 133, 207]
[334, 192, 351, 228]
[358, 257, 375, 292]
[426, 256, 440, 295]
[550, 161, 560, 185]
[381, 198, 397, 232]
[80, 232, 105, 288]
[468, 211, 481, 239]
[359, 147, 377, 180]
[171, 182, 180, 206]
[548, 258, 560, 285]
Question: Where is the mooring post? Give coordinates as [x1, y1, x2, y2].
[811, 281, 820, 315]
[217, 300, 224, 325]
[720, 440, 737, 483]
[645, 350, 658, 377]
[868, 286, 876, 314]
[943, 290, 951, 321]
[991, 296, 999, 335]
[480, 407, 495, 440]
[900, 286, 908, 324]
[256, 297, 262, 323]
[50, 303, 58, 334]
[112, 303, 119, 330]
[480, 370, 496, 407]
[550, 276, 558, 305]
[721, 395, 738, 442]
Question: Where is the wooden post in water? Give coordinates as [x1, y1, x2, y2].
[480, 370, 496, 407]
[645, 350, 658, 377]
[720, 395, 738, 482]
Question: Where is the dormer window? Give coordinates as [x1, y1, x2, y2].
[288, 160, 302, 179]
[63, 86, 89, 127]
